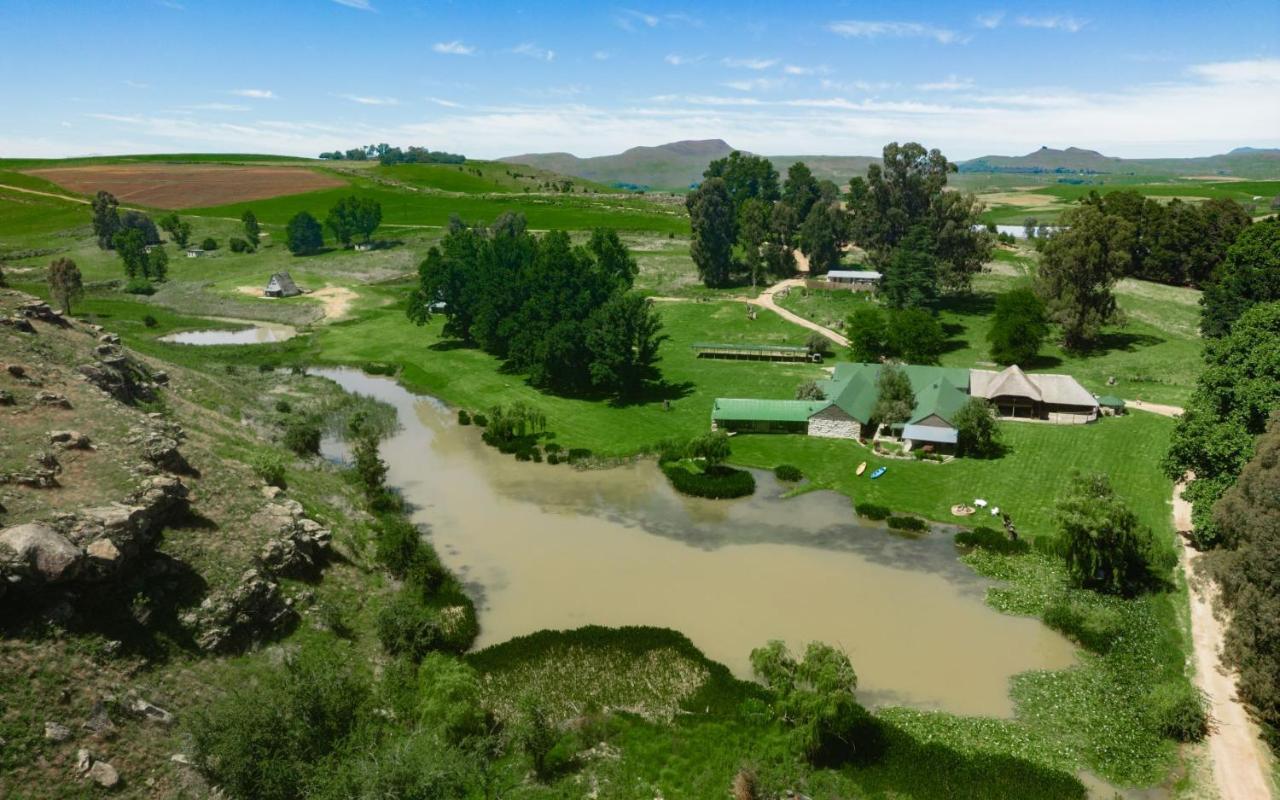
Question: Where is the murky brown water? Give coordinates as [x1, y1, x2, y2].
[160, 319, 297, 345]
[316, 368, 1077, 717]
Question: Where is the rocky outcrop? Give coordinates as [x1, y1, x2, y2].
[17, 300, 69, 327]
[141, 434, 190, 474]
[0, 476, 188, 595]
[78, 354, 157, 405]
[254, 500, 332, 578]
[184, 568, 297, 653]
[48, 430, 92, 450]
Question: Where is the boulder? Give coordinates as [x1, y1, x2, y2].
[127, 697, 174, 726]
[1, 316, 36, 333]
[35, 392, 72, 409]
[187, 568, 297, 653]
[44, 721, 72, 742]
[98, 333, 120, 345]
[49, 430, 92, 449]
[5, 364, 25, 378]
[142, 435, 189, 473]
[87, 760, 119, 788]
[0, 524, 82, 583]
[82, 700, 115, 737]
[76, 747, 92, 773]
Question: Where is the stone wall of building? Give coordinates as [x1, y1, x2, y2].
[807, 406, 859, 439]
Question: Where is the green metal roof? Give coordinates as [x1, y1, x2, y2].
[711, 398, 828, 423]
[908, 376, 969, 426]
[1097, 395, 1126, 408]
[692, 342, 810, 353]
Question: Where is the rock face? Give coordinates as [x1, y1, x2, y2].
[44, 720, 72, 742]
[0, 476, 188, 593]
[185, 568, 297, 653]
[255, 501, 332, 578]
[141, 434, 189, 474]
[78, 357, 156, 405]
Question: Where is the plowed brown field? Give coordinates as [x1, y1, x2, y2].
[25, 164, 346, 209]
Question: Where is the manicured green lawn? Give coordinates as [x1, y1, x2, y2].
[730, 411, 1175, 540]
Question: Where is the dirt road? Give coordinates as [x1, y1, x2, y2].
[1174, 480, 1274, 799]
[746, 278, 850, 348]
[1126, 399, 1185, 417]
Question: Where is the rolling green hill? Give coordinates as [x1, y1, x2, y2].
[959, 145, 1280, 179]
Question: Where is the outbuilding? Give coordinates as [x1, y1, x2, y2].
[185, 247, 205, 258]
[264, 271, 301, 298]
[825, 270, 882, 291]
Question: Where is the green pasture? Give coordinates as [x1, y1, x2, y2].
[370, 159, 616, 195]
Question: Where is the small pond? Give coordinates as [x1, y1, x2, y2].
[314, 367, 1078, 717]
[160, 320, 298, 345]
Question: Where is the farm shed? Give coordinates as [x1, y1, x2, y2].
[711, 399, 826, 433]
[692, 342, 818, 362]
[825, 270, 882, 291]
[264, 272, 301, 298]
[185, 247, 205, 258]
[1097, 395, 1126, 415]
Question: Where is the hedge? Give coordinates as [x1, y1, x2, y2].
[661, 462, 755, 499]
[854, 502, 891, 520]
[954, 526, 1030, 555]
[886, 515, 928, 532]
[774, 464, 803, 482]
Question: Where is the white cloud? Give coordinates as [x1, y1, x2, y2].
[512, 43, 555, 62]
[722, 57, 779, 70]
[593, 50, 611, 61]
[828, 20, 960, 44]
[180, 103, 250, 112]
[724, 78, 786, 92]
[433, 41, 475, 56]
[664, 53, 703, 66]
[332, 0, 374, 10]
[917, 74, 974, 91]
[976, 11, 1005, 29]
[229, 88, 276, 99]
[123, 80, 150, 89]
[821, 78, 896, 93]
[336, 94, 399, 106]
[427, 97, 464, 108]
[1189, 58, 1280, 84]
[615, 9, 700, 31]
[1016, 15, 1086, 32]
[783, 64, 828, 76]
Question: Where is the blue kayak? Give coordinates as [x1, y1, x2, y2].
[869, 466, 887, 479]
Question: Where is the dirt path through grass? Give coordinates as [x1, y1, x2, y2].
[747, 278, 850, 347]
[1174, 480, 1274, 799]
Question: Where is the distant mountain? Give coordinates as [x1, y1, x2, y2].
[958, 145, 1280, 178]
[501, 141, 1280, 191]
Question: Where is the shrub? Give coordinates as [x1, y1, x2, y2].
[376, 590, 443, 660]
[1042, 596, 1128, 653]
[123, 278, 156, 295]
[229, 237, 251, 253]
[887, 515, 928, 532]
[854, 502, 891, 520]
[457, 409, 471, 426]
[374, 515, 421, 577]
[546, 452, 560, 465]
[404, 548, 447, 596]
[283, 419, 321, 456]
[143, 314, 158, 328]
[363, 362, 396, 376]
[531, 447, 543, 463]
[543, 442, 562, 454]
[774, 464, 803, 482]
[275, 399, 293, 414]
[471, 412, 488, 427]
[1147, 682, 1209, 742]
[567, 448, 592, 463]
[954, 526, 1029, 555]
[662, 461, 755, 499]
[251, 452, 287, 488]
[201, 237, 218, 251]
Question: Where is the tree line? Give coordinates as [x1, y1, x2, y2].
[406, 214, 666, 399]
[285, 196, 383, 255]
[318, 143, 465, 165]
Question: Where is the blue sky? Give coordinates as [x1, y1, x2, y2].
[2, 0, 1278, 159]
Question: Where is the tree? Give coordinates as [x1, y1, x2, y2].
[286, 211, 324, 255]
[326, 195, 382, 246]
[737, 198, 772, 287]
[782, 161, 820, 222]
[585, 293, 667, 398]
[91, 190, 120, 249]
[1036, 204, 1134, 350]
[931, 190, 992, 292]
[872, 363, 914, 428]
[704, 150, 780, 208]
[587, 227, 637, 290]
[686, 178, 735, 287]
[688, 431, 731, 467]
[241, 210, 261, 249]
[1200, 217, 1280, 338]
[148, 245, 169, 281]
[46, 258, 83, 315]
[1164, 302, 1280, 545]
[158, 212, 192, 249]
[885, 308, 944, 364]
[120, 210, 160, 245]
[953, 397, 1000, 458]
[987, 287, 1049, 365]
[1056, 472, 1166, 596]
[1212, 416, 1280, 740]
[880, 225, 938, 309]
[352, 432, 388, 502]
[749, 640, 876, 766]
[113, 228, 149, 279]
[799, 202, 847, 275]
[846, 306, 887, 362]
[795, 380, 826, 400]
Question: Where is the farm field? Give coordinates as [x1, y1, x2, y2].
[25, 163, 348, 208]
[976, 177, 1280, 224]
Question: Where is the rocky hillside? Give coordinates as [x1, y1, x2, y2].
[0, 290, 383, 797]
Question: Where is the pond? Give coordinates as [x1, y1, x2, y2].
[315, 368, 1077, 717]
[160, 319, 297, 345]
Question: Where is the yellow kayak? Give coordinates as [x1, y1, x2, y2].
[856, 461, 867, 476]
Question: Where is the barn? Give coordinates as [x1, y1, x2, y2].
[264, 272, 301, 298]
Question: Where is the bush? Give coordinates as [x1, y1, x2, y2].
[567, 448, 592, 463]
[374, 515, 421, 577]
[123, 278, 156, 295]
[854, 502, 891, 520]
[143, 314, 158, 328]
[954, 526, 1030, 555]
[886, 515, 929, 532]
[543, 442, 562, 454]
[251, 452, 287, 488]
[546, 452, 560, 465]
[283, 419, 321, 456]
[275, 399, 293, 414]
[457, 409, 471, 426]
[229, 237, 251, 253]
[471, 412, 488, 427]
[201, 237, 218, 251]
[774, 464, 803, 482]
[662, 461, 755, 499]
[1147, 682, 1209, 742]
[363, 362, 396, 376]
[376, 590, 443, 660]
[1042, 596, 1127, 653]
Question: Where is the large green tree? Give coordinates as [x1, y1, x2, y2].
[326, 195, 382, 246]
[585, 293, 667, 399]
[158, 212, 192, 249]
[686, 178, 736, 287]
[930, 190, 993, 292]
[1056, 472, 1166, 596]
[113, 228, 149, 279]
[872, 363, 914, 428]
[1200, 217, 1280, 338]
[1035, 204, 1134, 351]
[799, 201, 848, 275]
[845, 306, 887, 362]
[737, 197, 772, 287]
[286, 211, 324, 255]
[241, 210, 261, 249]
[880, 225, 938, 309]
[953, 397, 1001, 458]
[704, 150, 780, 208]
[782, 161, 820, 223]
[1164, 301, 1280, 546]
[46, 257, 83, 315]
[91, 190, 120, 249]
[987, 287, 1049, 365]
[885, 308, 944, 364]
